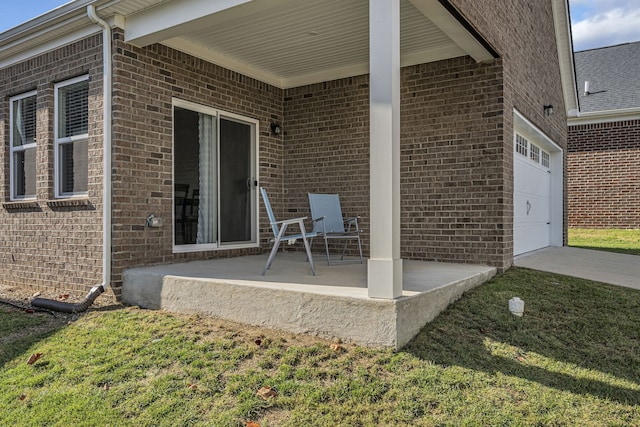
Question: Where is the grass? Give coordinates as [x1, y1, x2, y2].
[2, 267, 640, 426]
[569, 228, 640, 255]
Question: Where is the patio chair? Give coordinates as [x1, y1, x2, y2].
[174, 183, 189, 244]
[260, 187, 317, 276]
[308, 193, 363, 265]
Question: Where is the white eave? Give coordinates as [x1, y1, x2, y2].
[552, 0, 579, 118]
[568, 107, 640, 126]
[0, 0, 497, 89]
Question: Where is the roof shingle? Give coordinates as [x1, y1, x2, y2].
[575, 41, 640, 113]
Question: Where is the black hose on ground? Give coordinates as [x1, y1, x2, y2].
[31, 285, 104, 313]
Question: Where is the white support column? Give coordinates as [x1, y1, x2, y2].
[368, 0, 402, 299]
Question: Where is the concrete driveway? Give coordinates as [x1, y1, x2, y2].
[514, 246, 640, 290]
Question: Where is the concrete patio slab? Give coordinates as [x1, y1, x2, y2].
[514, 246, 640, 290]
[122, 254, 496, 348]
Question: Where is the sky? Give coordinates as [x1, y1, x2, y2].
[1, 0, 640, 52]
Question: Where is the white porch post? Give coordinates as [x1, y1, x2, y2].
[368, 0, 403, 299]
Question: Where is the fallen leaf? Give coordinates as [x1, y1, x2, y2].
[25, 309, 34, 314]
[330, 343, 343, 352]
[256, 386, 277, 400]
[254, 339, 262, 346]
[58, 294, 69, 300]
[188, 383, 197, 390]
[103, 384, 110, 391]
[19, 394, 27, 401]
[32, 292, 41, 298]
[246, 422, 260, 427]
[26, 353, 43, 365]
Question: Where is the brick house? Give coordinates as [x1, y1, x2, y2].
[568, 42, 640, 228]
[0, 0, 575, 309]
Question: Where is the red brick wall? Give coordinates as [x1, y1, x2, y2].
[568, 120, 640, 228]
[0, 35, 104, 296]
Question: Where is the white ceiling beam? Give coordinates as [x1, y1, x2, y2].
[409, 0, 494, 62]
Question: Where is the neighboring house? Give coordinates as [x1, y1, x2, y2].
[0, 0, 575, 303]
[568, 42, 640, 228]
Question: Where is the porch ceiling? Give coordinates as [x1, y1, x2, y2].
[123, 0, 496, 88]
[0, 0, 496, 88]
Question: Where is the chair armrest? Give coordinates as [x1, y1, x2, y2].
[311, 216, 326, 223]
[343, 215, 360, 232]
[273, 216, 307, 226]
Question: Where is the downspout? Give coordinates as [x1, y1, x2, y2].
[32, 5, 112, 313]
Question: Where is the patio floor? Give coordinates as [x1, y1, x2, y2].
[122, 253, 497, 348]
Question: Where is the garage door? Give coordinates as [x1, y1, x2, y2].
[514, 133, 551, 255]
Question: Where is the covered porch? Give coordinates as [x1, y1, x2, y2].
[122, 254, 496, 348]
[117, 0, 501, 347]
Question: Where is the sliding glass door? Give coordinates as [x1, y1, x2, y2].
[173, 100, 257, 250]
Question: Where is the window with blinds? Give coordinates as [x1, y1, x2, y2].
[10, 91, 37, 200]
[55, 76, 89, 197]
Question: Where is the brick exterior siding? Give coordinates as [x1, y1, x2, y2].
[0, 35, 104, 297]
[284, 58, 508, 266]
[110, 29, 284, 295]
[568, 120, 640, 228]
[451, 0, 569, 259]
[0, 0, 568, 297]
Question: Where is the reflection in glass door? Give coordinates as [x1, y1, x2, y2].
[220, 117, 253, 244]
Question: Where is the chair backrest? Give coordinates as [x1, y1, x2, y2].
[308, 193, 345, 234]
[174, 183, 189, 219]
[260, 187, 279, 237]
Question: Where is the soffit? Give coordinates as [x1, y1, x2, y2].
[1, 0, 493, 89]
[168, 0, 462, 84]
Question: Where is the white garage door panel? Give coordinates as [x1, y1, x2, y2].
[514, 152, 551, 255]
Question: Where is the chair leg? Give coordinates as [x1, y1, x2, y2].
[324, 237, 331, 265]
[262, 224, 287, 275]
[357, 236, 363, 264]
[340, 238, 349, 261]
[300, 231, 316, 276]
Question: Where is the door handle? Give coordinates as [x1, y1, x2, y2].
[526, 200, 531, 215]
[246, 178, 258, 190]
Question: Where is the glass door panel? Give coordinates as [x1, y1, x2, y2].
[219, 117, 253, 244]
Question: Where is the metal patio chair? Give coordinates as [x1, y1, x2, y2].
[308, 193, 363, 265]
[174, 183, 189, 244]
[260, 187, 316, 275]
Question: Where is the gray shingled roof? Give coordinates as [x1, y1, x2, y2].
[575, 41, 640, 113]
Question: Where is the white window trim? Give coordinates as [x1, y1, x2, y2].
[9, 90, 37, 201]
[171, 98, 260, 253]
[54, 74, 89, 199]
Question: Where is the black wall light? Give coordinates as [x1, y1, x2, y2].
[270, 122, 282, 135]
[543, 105, 554, 116]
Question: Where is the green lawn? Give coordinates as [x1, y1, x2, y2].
[569, 228, 640, 256]
[2, 267, 640, 426]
